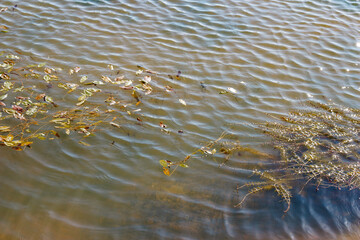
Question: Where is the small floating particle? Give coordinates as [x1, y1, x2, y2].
[356, 42, 360, 48]
[307, 93, 313, 98]
[240, 81, 246, 85]
[179, 99, 186, 106]
[227, 87, 237, 93]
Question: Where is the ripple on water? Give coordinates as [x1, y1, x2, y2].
[0, 0, 359, 239]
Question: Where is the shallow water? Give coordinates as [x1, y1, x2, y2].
[0, 0, 360, 239]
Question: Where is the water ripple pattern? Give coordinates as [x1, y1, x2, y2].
[0, 0, 359, 239]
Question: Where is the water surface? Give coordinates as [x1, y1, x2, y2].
[0, 0, 360, 239]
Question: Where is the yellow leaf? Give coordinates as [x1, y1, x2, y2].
[0, 126, 10, 132]
[163, 167, 170, 176]
[79, 141, 91, 146]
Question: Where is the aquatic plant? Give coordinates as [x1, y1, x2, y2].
[163, 101, 360, 212]
[237, 101, 360, 211]
[0, 50, 180, 149]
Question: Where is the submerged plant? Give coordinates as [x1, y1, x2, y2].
[237, 101, 360, 211]
[163, 101, 360, 212]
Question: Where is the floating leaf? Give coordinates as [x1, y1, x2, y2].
[12, 105, 23, 113]
[159, 160, 169, 167]
[37, 63, 46, 68]
[115, 75, 124, 81]
[5, 54, 19, 59]
[132, 90, 140, 101]
[179, 99, 186, 106]
[179, 164, 189, 168]
[163, 167, 170, 176]
[0, 94, 8, 100]
[45, 96, 54, 103]
[107, 64, 114, 70]
[20, 141, 33, 147]
[0, 73, 10, 80]
[165, 86, 173, 92]
[13, 86, 24, 92]
[50, 118, 67, 123]
[35, 93, 46, 101]
[34, 133, 46, 140]
[67, 83, 79, 93]
[142, 75, 151, 83]
[26, 106, 38, 116]
[44, 68, 52, 74]
[80, 76, 88, 83]
[79, 141, 91, 146]
[110, 122, 120, 128]
[76, 99, 86, 106]
[101, 75, 112, 83]
[219, 90, 228, 94]
[0, 126, 10, 132]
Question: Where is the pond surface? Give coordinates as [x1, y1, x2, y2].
[0, 0, 360, 239]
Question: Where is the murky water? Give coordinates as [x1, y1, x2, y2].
[0, 0, 360, 239]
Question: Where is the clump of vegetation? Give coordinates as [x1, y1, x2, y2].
[0, 50, 185, 149]
[237, 102, 360, 211]
[165, 101, 360, 212]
